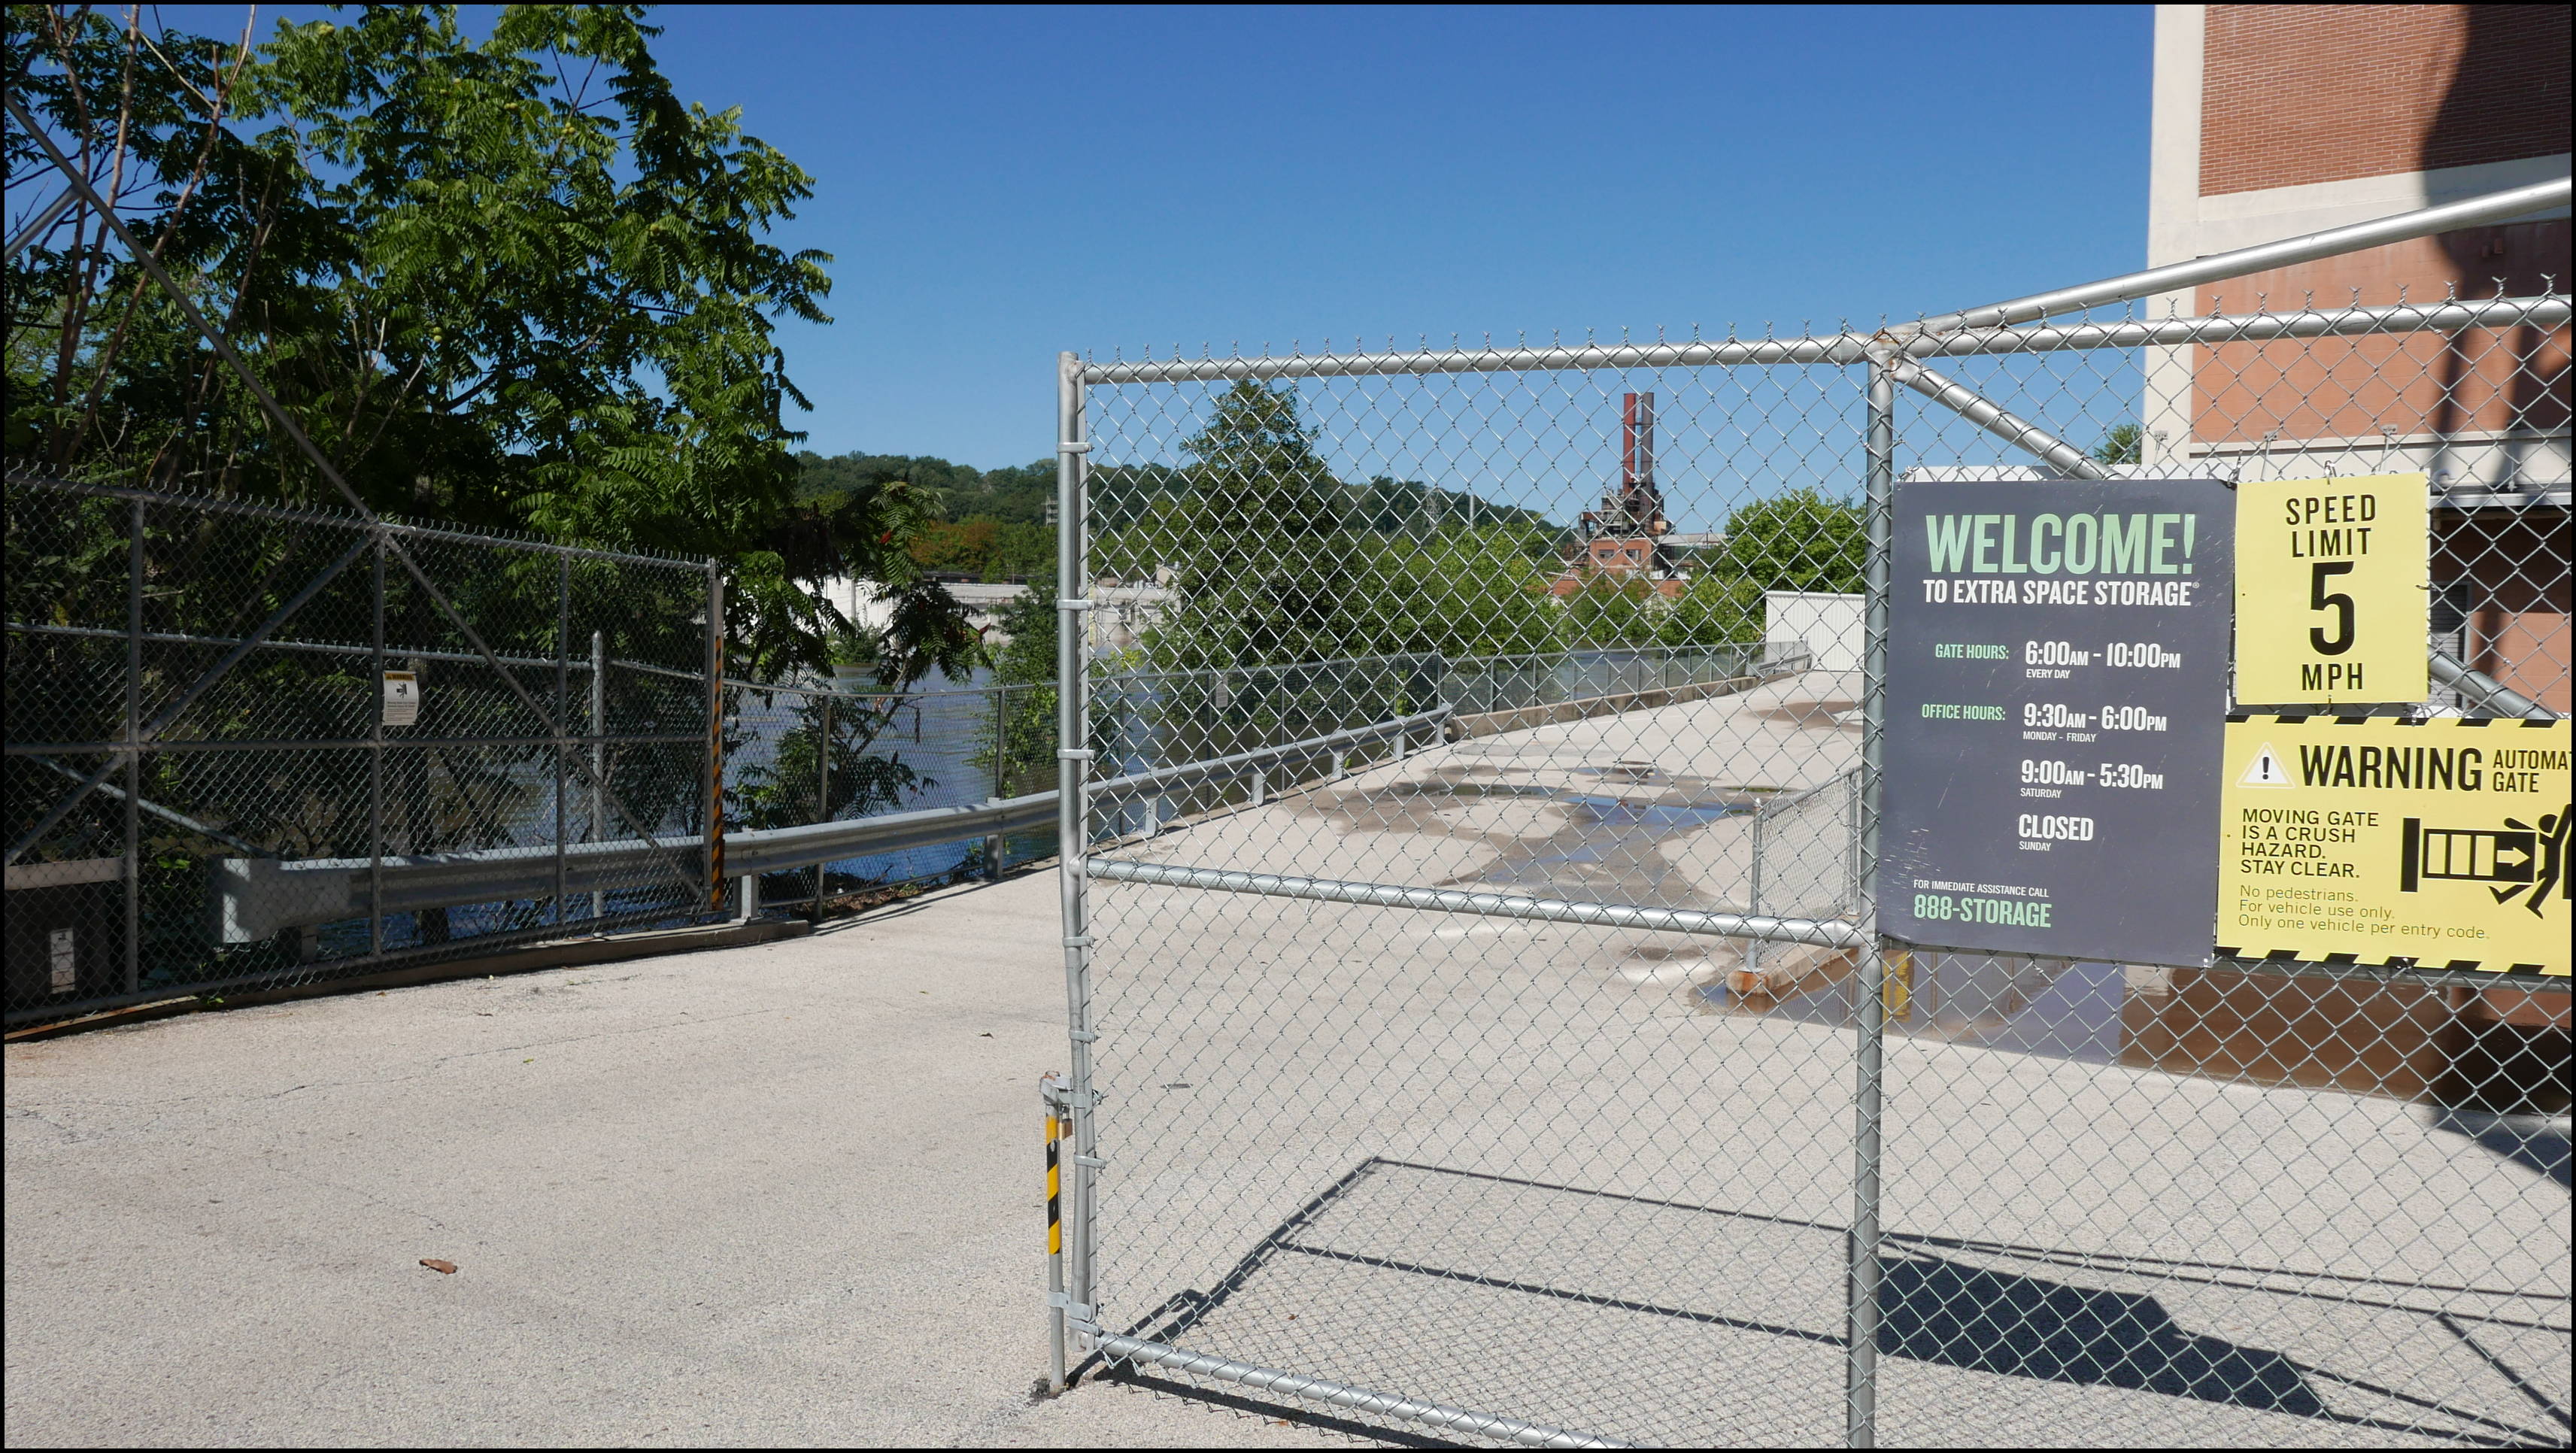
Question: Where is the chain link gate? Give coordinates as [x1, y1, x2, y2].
[1048, 179, 2570, 1446]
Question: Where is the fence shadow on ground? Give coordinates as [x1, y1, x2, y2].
[1098, 1158, 2570, 1448]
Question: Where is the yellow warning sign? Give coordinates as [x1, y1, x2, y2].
[2219, 716, 2569, 974]
[2233, 474, 2429, 705]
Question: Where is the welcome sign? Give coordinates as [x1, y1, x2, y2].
[1881, 479, 2235, 966]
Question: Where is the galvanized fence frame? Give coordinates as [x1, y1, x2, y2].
[4, 472, 727, 1022]
[1048, 177, 2571, 1445]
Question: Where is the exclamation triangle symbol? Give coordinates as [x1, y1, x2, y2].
[2241, 742, 2293, 787]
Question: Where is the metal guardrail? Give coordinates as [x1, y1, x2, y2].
[207, 705, 1455, 940]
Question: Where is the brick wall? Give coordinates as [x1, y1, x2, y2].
[2202, 5, 2568, 196]
[2189, 217, 2571, 446]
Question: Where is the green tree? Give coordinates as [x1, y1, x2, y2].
[2093, 423, 2143, 466]
[1562, 576, 1662, 648]
[1343, 528, 1560, 659]
[1709, 487, 1864, 594]
[1659, 573, 1763, 648]
[1145, 382, 1355, 669]
[5, 4, 954, 681]
[973, 583, 1058, 796]
[1186, 381, 1346, 541]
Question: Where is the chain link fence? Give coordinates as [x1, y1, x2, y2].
[4, 470, 728, 1023]
[1047, 184, 2570, 1445]
[715, 674, 1061, 907]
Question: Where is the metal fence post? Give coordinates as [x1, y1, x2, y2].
[124, 496, 143, 993]
[1846, 349, 1897, 1449]
[1746, 805, 1765, 990]
[554, 556, 571, 929]
[813, 690, 833, 918]
[705, 564, 725, 917]
[370, 535, 387, 957]
[1054, 350, 1101, 1355]
[989, 683, 1008, 879]
[590, 630, 605, 930]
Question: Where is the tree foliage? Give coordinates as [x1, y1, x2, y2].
[1707, 487, 1864, 595]
[2093, 423, 2143, 466]
[5, 3, 960, 684]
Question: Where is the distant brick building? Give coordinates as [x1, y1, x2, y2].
[2145, 4, 2569, 710]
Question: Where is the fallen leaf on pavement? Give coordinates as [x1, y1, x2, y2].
[420, 1259, 457, 1274]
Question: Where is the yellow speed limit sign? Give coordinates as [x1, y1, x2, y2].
[2234, 474, 2428, 705]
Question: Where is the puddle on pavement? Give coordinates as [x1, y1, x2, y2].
[1312, 774, 1760, 908]
[1306, 766, 2570, 1114]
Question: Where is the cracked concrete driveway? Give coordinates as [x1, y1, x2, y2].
[3, 873, 1352, 1448]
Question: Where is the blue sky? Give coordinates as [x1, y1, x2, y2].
[147, 5, 2154, 470]
[645, 4, 2155, 468]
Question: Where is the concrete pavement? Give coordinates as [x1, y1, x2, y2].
[10, 670, 2567, 1445]
[5, 872, 1343, 1448]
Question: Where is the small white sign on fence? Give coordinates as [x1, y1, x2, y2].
[381, 670, 420, 727]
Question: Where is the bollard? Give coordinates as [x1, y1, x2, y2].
[1041, 1072, 1070, 1393]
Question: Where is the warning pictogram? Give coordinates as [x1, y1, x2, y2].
[2239, 742, 2293, 787]
[2402, 811, 2570, 915]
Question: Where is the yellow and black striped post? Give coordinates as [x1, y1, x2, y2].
[1045, 1105, 1063, 1257]
[1042, 1072, 1070, 1392]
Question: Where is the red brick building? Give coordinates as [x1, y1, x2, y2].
[2145, 4, 2570, 710]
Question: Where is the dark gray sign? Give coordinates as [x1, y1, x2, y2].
[1879, 479, 2233, 966]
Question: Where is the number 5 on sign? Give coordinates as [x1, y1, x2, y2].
[2233, 474, 2429, 705]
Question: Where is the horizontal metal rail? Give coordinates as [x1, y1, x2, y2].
[1081, 177, 2568, 385]
[1084, 332, 1871, 384]
[6, 733, 701, 756]
[1910, 175, 2571, 335]
[193, 708, 1459, 939]
[1081, 292, 2571, 384]
[205, 792, 1060, 940]
[1091, 1333, 1628, 1450]
[1088, 707, 1449, 800]
[1086, 860, 1869, 948]
[1909, 296, 2569, 357]
[725, 794, 1057, 878]
[7, 619, 681, 680]
[1077, 294, 2574, 382]
[6, 472, 708, 571]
